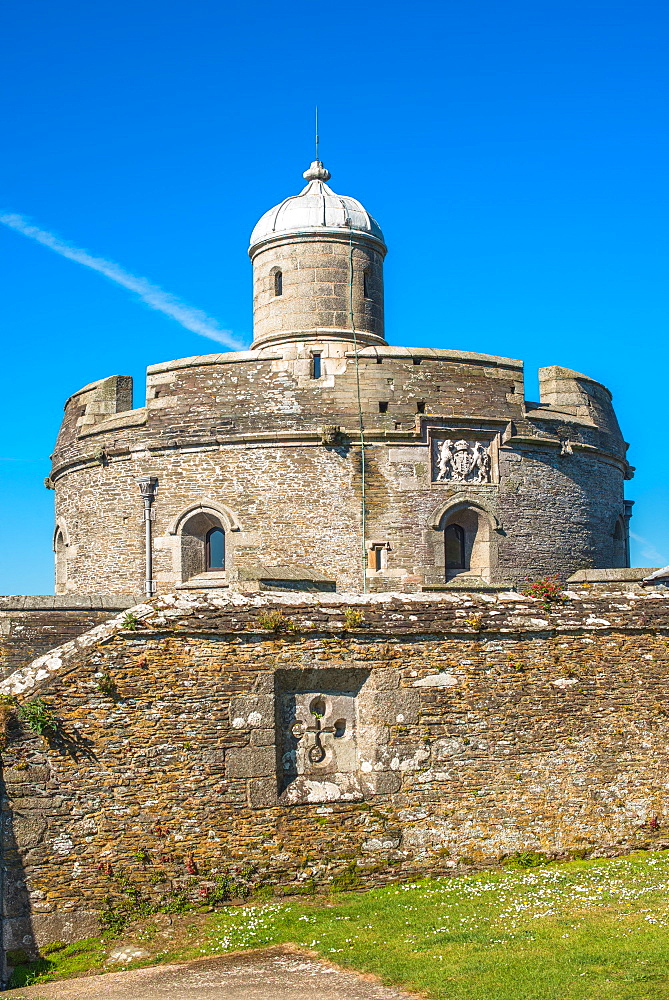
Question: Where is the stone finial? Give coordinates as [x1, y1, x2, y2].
[303, 160, 331, 182]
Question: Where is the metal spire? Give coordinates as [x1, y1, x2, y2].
[303, 108, 330, 182]
[315, 106, 319, 163]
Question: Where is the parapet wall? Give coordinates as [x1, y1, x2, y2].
[0, 597, 138, 680]
[1, 587, 667, 971]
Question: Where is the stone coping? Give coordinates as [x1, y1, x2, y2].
[567, 568, 658, 582]
[145, 345, 524, 376]
[0, 595, 140, 611]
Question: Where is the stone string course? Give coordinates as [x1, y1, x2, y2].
[1, 587, 668, 964]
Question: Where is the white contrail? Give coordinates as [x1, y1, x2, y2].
[0, 212, 247, 350]
[630, 531, 667, 566]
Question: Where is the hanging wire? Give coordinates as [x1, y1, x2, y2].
[349, 233, 368, 592]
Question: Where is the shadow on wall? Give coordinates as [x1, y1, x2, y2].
[0, 767, 36, 988]
[1, 708, 100, 987]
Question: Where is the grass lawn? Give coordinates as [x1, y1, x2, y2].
[12, 849, 669, 999]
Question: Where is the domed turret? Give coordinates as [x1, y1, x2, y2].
[248, 161, 387, 350]
[249, 161, 385, 249]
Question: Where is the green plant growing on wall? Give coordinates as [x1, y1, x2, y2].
[256, 610, 295, 632]
[506, 850, 550, 868]
[121, 612, 140, 631]
[330, 860, 362, 892]
[0, 695, 16, 748]
[95, 673, 117, 696]
[342, 607, 364, 629]
[17, 698, 59, 737]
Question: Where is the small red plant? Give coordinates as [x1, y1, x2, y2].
[649, 816, 660, 830]
[185, 853, 198, 875]
[522, 576, 565, 610]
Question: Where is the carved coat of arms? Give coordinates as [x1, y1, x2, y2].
[435, 439, 491, 483]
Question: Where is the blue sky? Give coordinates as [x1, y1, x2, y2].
[1, 0, 667, 594]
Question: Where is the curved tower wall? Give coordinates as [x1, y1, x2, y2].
[250, 233, 386, 349]
[50, 351, 632, 597]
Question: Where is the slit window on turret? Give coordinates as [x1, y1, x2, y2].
[445, 524, 466, 570]
[363, 269, 370, 298]
[274, 270, 283, 296]
[311, 353, 322, 379]
[206, 528, 225, 571]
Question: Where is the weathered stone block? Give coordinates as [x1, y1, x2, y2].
[248, 777, 278, 809]
[225, 746, 275, 779]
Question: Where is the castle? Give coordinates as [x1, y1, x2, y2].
[49, 159, 634, 599]
[2, 159, 665, 988]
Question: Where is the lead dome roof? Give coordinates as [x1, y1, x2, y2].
[249, 160, 385, 250]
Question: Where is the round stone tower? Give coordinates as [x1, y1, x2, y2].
[249, 160, 386, 350]
[49, 157, 634, 598]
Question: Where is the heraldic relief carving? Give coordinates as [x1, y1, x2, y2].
[434, 438, 492, 483]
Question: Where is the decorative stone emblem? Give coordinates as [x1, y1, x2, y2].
[278, 690, 360, 803]
[434, 439, 491, 483]
[320, 424, 341, 446]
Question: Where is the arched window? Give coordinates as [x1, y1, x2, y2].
[206, 527, 225, 571]
[55, 529, 68, 590]
[445, 523, 466, 571]
[274, 270, 283, 296]
[363, 269, 370, 298]
[612, 517, 628, 568]
[180, 512, 228, 580]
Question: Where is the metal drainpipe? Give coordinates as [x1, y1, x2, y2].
[136, 477, 158, 597]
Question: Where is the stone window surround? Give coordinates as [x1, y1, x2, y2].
[168, 502, 241, 584]
[427, 495, 502, 583]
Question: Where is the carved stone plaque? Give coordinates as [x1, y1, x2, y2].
[278, 690, 362, 804]
[432, 438, 491, 484]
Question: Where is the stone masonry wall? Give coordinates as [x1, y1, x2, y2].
[0, 598, 136, 680]
[1, 587, 667, 965]
[51, 349, 631, 596]
[251, 236, 385, 346]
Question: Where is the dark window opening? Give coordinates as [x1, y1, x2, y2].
[445, 523, 466, 571]
[417, 401, 425, 413]
[205, 527, 225, 570]
[379, 401, 388, 413]
[363, 270, 370, 298]
[312, 353, 322, 379]
[274, 270, 283, 296]
[376, 357, 383, 364]
[413, 358, 421, 365]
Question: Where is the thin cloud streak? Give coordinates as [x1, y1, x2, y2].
[0, 212, 247, 350]
[629, 531, 666, 567]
